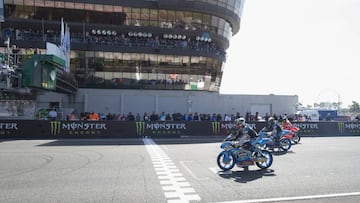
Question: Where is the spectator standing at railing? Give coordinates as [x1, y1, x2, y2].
[264, 112, 270, 122]
[235, 112, 241, 119]
[254, 112, 259, 122]
[211, 113, 217, 122]
[187, 113, 193, 121]
[143, 112, 150, 121]
[159, 112, 166, 121]
[39, 113, 48, 120]
[48, 108, 57, 121]
[224, 114, 231, 121]
[88, 112, 99, 120]
[193, 112, 200, 121]
[245, 112, 251, 122]
[136, 113, 141, 121]
[216, 113, 222, 121]
[325, 113, 332, 121]
[182, 113, 187, 121]
[150, 112, 158, 121]
[166, 113, 172, 121]
[127, 112, 135, 121]
[355, 114, 360, 122]
[67, 111, 78, 120]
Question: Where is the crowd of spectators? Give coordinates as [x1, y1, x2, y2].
[65, 111, 311, 123]
[4, 28, 226, 60]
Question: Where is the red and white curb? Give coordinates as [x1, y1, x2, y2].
[143, 138, 201, 203]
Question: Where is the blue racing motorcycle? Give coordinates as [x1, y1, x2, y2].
[217, 134, 273, 171]
[257, 130, 292, 152]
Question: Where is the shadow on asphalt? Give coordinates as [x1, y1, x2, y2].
[218, 168, 276, 183]
[33, 137, 224, 146]
[36, 139, 144, 146]
[271, 148, 299, 156]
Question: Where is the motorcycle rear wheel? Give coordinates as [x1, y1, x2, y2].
[217, 151, 235, 171]
[280, 138, 292, 151]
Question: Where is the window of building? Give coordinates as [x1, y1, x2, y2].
[218, 0, 227, 8]
[104, 5, 113, 12]
[131, 8, 141, 26]
[54, 1, 64, 8]
[84, 3, 94, 11]
[94, 4, 103, 12]
[34, 0, 44, 7]
[141, 8, 150, 26]
[227, 0, 236, 10]
[64, 1, 74, 9]
[159, 9, 167, 28]
[74, 2, 84, 10]
[149, 9, 158, 27]
[24, 0, 34, 6]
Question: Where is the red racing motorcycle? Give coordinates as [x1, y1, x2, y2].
[282, 120, 301, 144]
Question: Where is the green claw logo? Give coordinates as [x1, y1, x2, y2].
[338, 122, 345, 133]
[212, 122, 221, 134]
[136, 122, 145, 135]
[50, 121, 61, 135]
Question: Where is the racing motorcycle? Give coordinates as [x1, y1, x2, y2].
[282, 126, 301, 144]
[257, 130, 292, 152]
[281, 120, 301, 144]
[217, 134, 273, 171]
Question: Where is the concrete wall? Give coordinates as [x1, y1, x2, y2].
[34, 89, 298, 117]
[67, 89, 299, 117]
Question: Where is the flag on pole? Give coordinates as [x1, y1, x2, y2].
[64, 23, 71, 72]
[58, 18, 70, 72]
[60, 18, 65, 49]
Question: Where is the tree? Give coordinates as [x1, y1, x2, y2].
[348, 101, 360, 113]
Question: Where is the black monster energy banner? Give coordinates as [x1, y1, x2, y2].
[0, 120, 48, 138]
[320, 121, 360, 136]
[136, 122, 146, 135]
[50, 121, 108, 136]
[136, 121, 212, 137]
[48, 121, 135, 138]
[211, 122, 262, 135]
[0, 120, 359, 139]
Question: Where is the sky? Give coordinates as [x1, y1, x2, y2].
[220, 0, 360, 108]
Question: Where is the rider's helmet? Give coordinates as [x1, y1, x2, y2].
[268, 117, 275, 126]
[234, 117, 246, 128]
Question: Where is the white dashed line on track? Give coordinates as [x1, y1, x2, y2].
[143, 138, 201, 203]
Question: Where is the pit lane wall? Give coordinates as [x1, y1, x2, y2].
[1, 120, 360, 139]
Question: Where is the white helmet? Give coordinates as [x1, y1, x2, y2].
[234, 117, 246, 126]
[268, 117, 275, 125]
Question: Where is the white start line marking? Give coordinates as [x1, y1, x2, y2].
[143, 138, 201, 203]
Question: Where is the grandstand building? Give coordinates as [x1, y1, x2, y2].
[0, 0, 298, 119]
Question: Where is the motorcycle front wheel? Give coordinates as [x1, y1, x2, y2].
[255, 150, 273, 169]
[217, 151, 235, 171]
[292, 134, 301, 144]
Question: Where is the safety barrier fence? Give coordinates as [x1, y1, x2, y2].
[0, 120, 359, 139]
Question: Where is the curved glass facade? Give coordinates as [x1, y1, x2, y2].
[185, 0, 245, 17]
[4, 0, 235, 39]
[2, 0, 242, 92]
[74, 51, 222, 90]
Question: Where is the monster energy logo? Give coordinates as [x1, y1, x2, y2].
[338, 122, 345, 133]
[50, 121, 61, 135]
[212, 122, 221, 134]
[136, 122, 145, 135]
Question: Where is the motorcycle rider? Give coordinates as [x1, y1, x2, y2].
[262, 116, 282, 141]
[232, 117, 258, 153]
